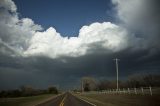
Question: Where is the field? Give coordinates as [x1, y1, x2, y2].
[0, 94, 56, 106]
[77, 93, 160, 106]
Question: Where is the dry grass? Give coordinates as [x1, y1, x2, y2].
[77, 93, 160, 106]
[0, 94, 56, 106]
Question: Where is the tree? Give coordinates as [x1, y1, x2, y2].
[127, 74, 160, 87]
[82, 77, 97, 91]
[97, 80, 110, 90]
[20, 85, 34, 96]
[48, 86, 58, 94]
[84, 83, 90, 91]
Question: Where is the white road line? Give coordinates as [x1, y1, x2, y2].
[71, 93, 97, 106]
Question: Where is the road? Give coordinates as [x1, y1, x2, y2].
[36, 92, 96, 106]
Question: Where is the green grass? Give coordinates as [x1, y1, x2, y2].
[0, 94, 56, 106]
[76, 93, 160, 106]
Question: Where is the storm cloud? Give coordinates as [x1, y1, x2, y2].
[0, 0, 160, 90]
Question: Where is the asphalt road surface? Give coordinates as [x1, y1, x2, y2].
[36, 92, 96, 106]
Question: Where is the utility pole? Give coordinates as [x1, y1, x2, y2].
[114, 58, 120, 91]
[81, 79, 83, 93]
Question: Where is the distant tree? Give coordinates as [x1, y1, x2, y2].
[97, 80, 127, 90]
[11, 89, 21, 97]
[127, 74, 160, 87]
[0, 90, 7, 98]
[143, 74, 160, 87]
[0, 85, 60, 98]
[108, 80, 117, 89]
[84, 83, 90, 91]
[97, 80, 110, 90]
[20, 85, 35, 96]
[127, 74, 143, 88]
[48, 86, 58, 94]
[82, 77, 97, 91]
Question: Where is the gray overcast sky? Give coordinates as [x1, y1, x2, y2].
[0, 0, 160, 90]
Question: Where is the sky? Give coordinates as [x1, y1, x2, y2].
[13, 0, 114, 36]
[0, 0, 160, 90]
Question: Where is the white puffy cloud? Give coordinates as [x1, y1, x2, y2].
[0, 0, 131, 59]
[24, 22, 129, 58]
[1, 0, 159, 59]
[0, 0, 17, 12]
[28, 0, 159, 59]
[0, 0, 42, 56]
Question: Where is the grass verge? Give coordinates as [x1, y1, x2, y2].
[0, 94, 56, 106]
[76, 93, 160, 106]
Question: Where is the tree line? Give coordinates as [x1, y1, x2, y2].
[0, 86, 58, 98]
[81, 74, 160, 91]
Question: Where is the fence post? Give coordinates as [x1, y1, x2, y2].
[149, 86, 152, 96]
[123, 88, 125, 94]
[128, 88, 130, 94]
[113, 89, 115, 94]
[117, 88, 119, 94]
[141, 87, 144, 95]
[134, 88, 137, 94]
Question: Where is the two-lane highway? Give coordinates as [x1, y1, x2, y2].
[36, 92, 96, 106]
[36, 93, 65, 106]
[63, 92, 96, 106]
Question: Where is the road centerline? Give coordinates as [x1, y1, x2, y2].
[59, 93, 67, 106]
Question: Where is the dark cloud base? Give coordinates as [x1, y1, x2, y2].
[0, 47, 160, 90]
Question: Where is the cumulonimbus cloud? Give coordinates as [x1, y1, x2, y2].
[112, 0, 160, 58]
[24, 22, 129, 58]
[0, 0, 159, 59]
[0, 0, 130, 59]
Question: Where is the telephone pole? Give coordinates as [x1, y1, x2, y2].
[81, 79, 83, 92]
[114, 58, 120, 91]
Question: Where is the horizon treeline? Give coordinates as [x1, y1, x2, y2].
[0, 86, 58, 98]
[80, 74, 160, 92]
